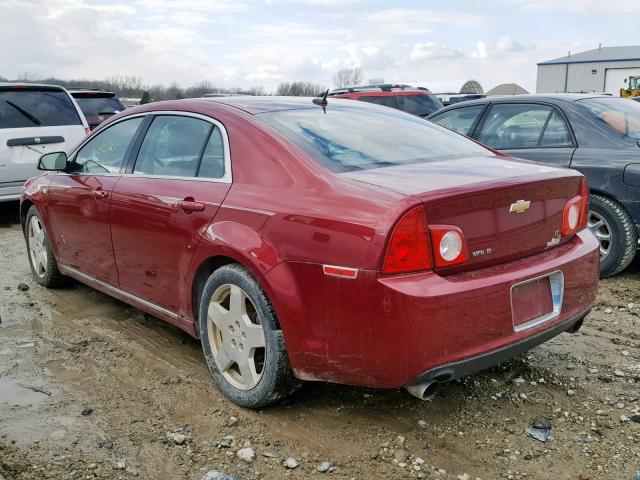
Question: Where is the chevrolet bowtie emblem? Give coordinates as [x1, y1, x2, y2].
[509, 199, 531, 214]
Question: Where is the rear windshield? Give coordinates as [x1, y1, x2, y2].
[0, 89, 82, 128]
[260, 105, 489, 173]
[396, 94, 444, 117]
[576, 97, 640, 140]
[73, 95, 125, 116]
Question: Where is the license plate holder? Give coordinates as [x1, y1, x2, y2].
[511, 271, 563, 332]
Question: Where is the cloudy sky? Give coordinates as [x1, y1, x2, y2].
[0, 0, 636, 93]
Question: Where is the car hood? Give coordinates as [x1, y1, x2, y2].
[339, 155, 569, 195]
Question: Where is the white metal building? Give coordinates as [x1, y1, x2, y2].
[536, 46, 640, 96]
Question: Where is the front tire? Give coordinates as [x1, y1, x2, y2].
[198, 264, 299, 408]
[588, 194, 637, 277]
[24, 206, 66, 287]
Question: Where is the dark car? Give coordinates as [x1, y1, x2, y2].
[429, 94, 640, 276]
[327, 84, 444, 117]
[69, 89, 126, 130]
[22, 97, 597, 407]
[434, 92, 486, 106]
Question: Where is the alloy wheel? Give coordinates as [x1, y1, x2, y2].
[28, 216, 48, 278]
[207, 284, 266, 390]
[587, 210, 612, 260]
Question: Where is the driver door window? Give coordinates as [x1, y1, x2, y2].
[72, 117, 143, 174]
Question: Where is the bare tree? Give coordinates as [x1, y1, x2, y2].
[276, 81, 327, 96]
[333, 67, 364, 88]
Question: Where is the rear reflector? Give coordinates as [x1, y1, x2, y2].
[323, 265, 358, 279]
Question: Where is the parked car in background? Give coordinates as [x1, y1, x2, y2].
[429, 94, 640, 276]
[0, 83, 88, 202]
[69, 89, 125, 130]
[434, 92, 486, 106]
[327, 84, 444, 117]
[632, 96, 640, 103]
[21, 97, 598, 407]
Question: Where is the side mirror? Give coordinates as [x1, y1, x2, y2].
[38, 152, 68, 171]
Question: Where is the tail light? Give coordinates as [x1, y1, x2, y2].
[561, 177, 589, 236]
[382, 206, 469, 274]
[382, 206, 432, 274]
[429, 225, 469, 268]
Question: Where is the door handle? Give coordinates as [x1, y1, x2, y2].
[178, 198, 205, 212]
[93, 190, 109, 199]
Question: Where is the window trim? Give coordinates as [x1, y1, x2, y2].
[63, 111, 232, 184]
[429, 103, 489, 136]
[471, 101, 577, 150]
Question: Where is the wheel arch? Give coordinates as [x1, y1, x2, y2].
[20, 199, 34, 232]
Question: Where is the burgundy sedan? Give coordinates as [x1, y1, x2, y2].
[21, 97, 599, 407]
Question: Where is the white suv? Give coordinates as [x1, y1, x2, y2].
[0, 83, 89, 202]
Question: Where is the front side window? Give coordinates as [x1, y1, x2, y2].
[430, 105, 484, 135]
[133, 116, 212, 177]
[577, 97, 640, 140]
[259, 105, 489, 173]
[72, 117, 144, 174]
[477, 104, 557, 149]
[0, 88, 82, 129]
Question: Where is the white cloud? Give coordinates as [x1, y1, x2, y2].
[409, 42, 465, 62]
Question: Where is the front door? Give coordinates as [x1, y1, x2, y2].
[110, 114, 231, 314]
[47, 116, 145, 285]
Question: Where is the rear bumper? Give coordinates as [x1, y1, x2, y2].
[266, 229, 600, 388]
[408, 308, 589, 387]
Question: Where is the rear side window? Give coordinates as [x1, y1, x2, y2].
[396, 94, 444, 116]
[133, 115, 212, 178]
[539, 111, 573, 147]
[477, 104, 554, 149]
[0, 89, 82, 128]
[430, 105, 484, 135]
[358, 95, 397, 109]
[73, 95, 125, 116]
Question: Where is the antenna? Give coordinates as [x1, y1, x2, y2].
[312, 89, 329, 113]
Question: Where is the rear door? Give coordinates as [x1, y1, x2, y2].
[0, 86, 87, 187]
[47, 116, 146, 285]
[473, 103, 576, 167]
[110, 113, 231, 314]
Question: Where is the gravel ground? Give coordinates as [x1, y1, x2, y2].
[0, 201, 639, 480]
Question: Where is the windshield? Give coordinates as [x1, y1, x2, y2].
[73, 95, 125, 116]
[577, 97, 640, 140]
[396, 94, 444, 116]
[0, 89, 82, 128]
[260, 104, 489, 173]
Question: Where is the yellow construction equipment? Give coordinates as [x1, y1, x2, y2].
[620, 76, 640, 98]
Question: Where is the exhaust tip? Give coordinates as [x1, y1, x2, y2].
[405, 381, 439, 401]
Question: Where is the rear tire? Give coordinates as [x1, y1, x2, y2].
[588, 194, 637, 277]
[24, 206, 67, 287]
[198, 264, 299, 408]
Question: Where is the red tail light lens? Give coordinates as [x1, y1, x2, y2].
[382, 206, 432, 274]
[430, 225, 469, 267]
[562, 178, 589, 236]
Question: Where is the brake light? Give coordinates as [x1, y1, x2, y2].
[430, 225, 469, 267]
[561, 178, 589, 236]
[382, 206, 432, 274]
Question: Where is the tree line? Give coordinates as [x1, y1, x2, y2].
[0, 68, 368, 103]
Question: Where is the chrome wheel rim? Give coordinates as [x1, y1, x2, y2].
[587, 210, 612, 260]
[28, 216, 48, 278]
[207, 284, 266, 391]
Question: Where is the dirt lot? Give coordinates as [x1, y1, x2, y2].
[0, 202, 639, 480]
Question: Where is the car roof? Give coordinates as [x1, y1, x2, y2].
[199, 95, 361, 114]
[429, 93, 617, 114]
[0, 82, 67, 91]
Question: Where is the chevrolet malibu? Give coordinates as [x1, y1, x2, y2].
[21, 97, 599, 408]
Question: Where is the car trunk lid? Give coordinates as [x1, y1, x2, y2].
[342, 156, 584, 272]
